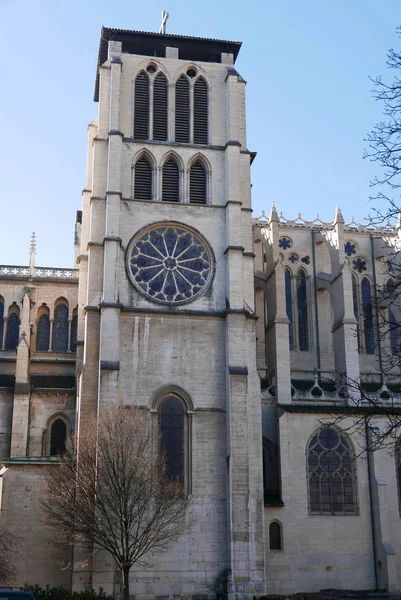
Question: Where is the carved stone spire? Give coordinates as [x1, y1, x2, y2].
[269, 201, 279, 223]
[333, 204, 344, 225]
[29, 232, 36, 278]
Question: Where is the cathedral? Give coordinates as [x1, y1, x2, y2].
[1, 24, 401, 599]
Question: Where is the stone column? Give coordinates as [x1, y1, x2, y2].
[10, 292, 31, 457]
[224, 70, 266, 600]
[330, 205, 360, 391]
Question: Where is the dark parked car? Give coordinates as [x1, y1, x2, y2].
[0, 591, 36, 600]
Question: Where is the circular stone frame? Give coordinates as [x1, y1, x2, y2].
[125, 221, 216, 306]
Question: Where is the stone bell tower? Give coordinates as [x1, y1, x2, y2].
[75, 25, 266, 599]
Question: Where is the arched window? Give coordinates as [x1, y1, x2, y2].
[263, 437, 280, 505]
[36, 314, 50, 351]
[0, 297, 4, 350]
[389, 308, 399, 355]
[134, 71, 150, 139]
[134, 155, 153, 200]
[269, 522, 282, 551]
[70, 309, 78, 352]
[175, 76, 190, 143]
[362, 277, 375, 354]
[285, 268, 294, 351]
[5, 306, 20, 351]
[307, 427, 357, 515]
[160, 396, 185, 483]
[162, 158, 179, 202]
[297, 269, 309, 351]
[50, 418, 67, 456]
[52, 303, 69, 352]
[189, 161, 207, 204]
[193, 77, 208, 144]
[153, 73, 168, 141]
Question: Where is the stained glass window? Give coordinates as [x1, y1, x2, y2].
[0, 299, 4, 350]
[5, 313, 19, 351]
[50, 419, 67, 456]
[285, 269, 294, 351]
[389, 308, 399, 355]
[361, 277, 375, 354]
[127, 223, 214, 305]
[279, 237, 292, 250]
[70, 315, 77, 351]
[344, 241, 357, 257]
[307, 427, 357, 515]
[36, 314, 50, 352]
[269, 522, 282, 550]
[297, 270, 309, 351]
[353, 257, 367, 273]
[160, 397, 184, 482]
[52, 304, 69, 352]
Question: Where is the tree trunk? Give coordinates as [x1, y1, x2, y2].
[122, 564, 130, 600]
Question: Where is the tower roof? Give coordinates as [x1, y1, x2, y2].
[94, 27, 242, 101]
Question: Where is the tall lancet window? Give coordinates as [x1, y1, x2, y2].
[297, 269, 309, 351]
[193, 77, 208, 144]
[162, 158, 179, 202]
[160, 397, 184, 483]
[134, 155, 153, 200]
[36, 313, 50, 352]
[389, 308, 399, 355]
[5, 311, 19, 351]
[361, 277, 375, 354]
[285, 269, 294, 351]
[189, 161, 207, 204]
[153, 73, 168, 141]
[134, 71, 150, 140]
[175, 76, 190, 143]
[52, 303, 69, 352]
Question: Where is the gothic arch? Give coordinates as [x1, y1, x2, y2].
[131, 150, 156, 201]
[306, 425, 358, 515]
[151, 384, 194, 412]
[43, 412, 71, 456]
[150, 385, 193, 491]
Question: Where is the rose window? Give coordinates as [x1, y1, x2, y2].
[126, 223, 214, 305]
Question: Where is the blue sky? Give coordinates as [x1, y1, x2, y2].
[0, 0, 400, 267]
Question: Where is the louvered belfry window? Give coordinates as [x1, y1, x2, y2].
[190, 162, 207, 204]
[134, 72, 150, 139]
[193, 77, 208, 144]
[153, 73, 168, 141]
[134, 156, 153, 200]
[162, 159, 179, 202]
[175, 76, 190, 143]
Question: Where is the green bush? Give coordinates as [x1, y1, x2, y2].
[24, 584, 114, 600]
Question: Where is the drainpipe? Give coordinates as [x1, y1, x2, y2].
[365, 420, 379, 590]
[311, 231, 321, 373]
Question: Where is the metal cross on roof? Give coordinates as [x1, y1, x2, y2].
[159, 10, 169, 34]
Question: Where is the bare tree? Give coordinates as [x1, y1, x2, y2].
[42, 404, 190, 600]
[0, 529, 19, 583]
[364, 25, 401, 223]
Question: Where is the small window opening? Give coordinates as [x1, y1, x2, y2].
[269, 522, 282, 551]
[50, 419, 67, 456]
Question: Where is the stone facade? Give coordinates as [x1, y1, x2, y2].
[1, 25, 401, 599]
